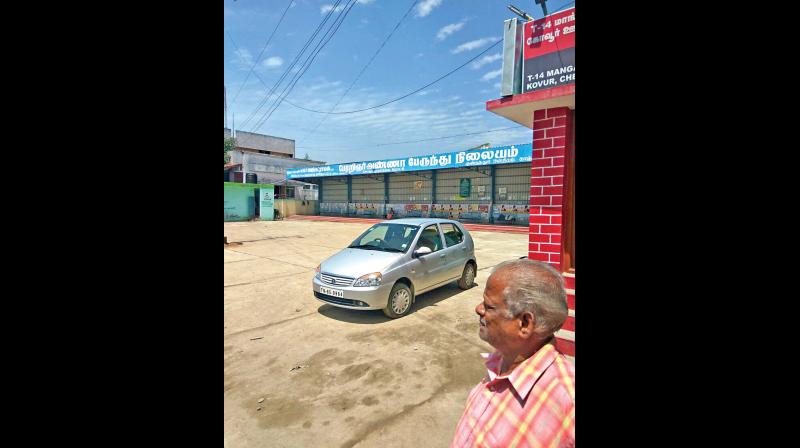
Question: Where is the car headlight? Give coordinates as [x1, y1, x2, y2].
[353, 272, 382, 287]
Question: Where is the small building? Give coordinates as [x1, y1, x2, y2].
[224, 128, 325, 197]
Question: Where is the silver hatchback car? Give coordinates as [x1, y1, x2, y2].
[313, 218, 477, 318]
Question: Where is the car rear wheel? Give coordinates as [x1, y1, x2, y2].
[383, 283, 413, 319]
[458, 262, 475, 290]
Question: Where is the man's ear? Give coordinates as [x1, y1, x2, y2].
[518, 311, 535, 338]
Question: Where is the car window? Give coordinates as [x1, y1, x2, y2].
[440, 223, 464, 247]
[416, 225, 443, 252]
[350, 224, 419, 252]
[357, 225, 388, 245]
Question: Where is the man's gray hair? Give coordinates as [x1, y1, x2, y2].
[493, 259, 568, 337]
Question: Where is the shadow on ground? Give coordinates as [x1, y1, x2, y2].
[317, 281, 480, 324]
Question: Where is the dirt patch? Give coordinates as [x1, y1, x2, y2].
[336, 363, 372, 384]
[254, 397, 314, 429]
[456, 320, 478, 334]
[361, 396, 380, 406]
[328, 395, 358, 412]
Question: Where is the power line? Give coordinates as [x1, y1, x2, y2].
[230, 0, 293, 105]
[239, 0, 344, 132]
[235, 0, 346, 133]
[250, 0, 359, 133]
[283, 38, 503, 115]
[300, 0, 419, 141]
[238, 0, 356, 137]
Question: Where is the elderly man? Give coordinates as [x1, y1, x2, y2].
[451, 259, 574, 447]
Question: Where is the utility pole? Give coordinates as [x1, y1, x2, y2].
[535, 0, 548, 17]
[233, 112, 245, 183]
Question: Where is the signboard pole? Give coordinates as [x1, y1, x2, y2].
[489, 165, 496, 224]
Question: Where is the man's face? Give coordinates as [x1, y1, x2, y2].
[475, 270, 520, 352]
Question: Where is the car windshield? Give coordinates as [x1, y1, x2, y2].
[348, 224, 420, 253]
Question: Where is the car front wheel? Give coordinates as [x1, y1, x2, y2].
[383, 283, 413, 319]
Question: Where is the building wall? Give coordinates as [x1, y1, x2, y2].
[527, 106, 574, 359]
[297, 185, 319, 201]
[224, 183, 275, 222]
[230, 151, 323, 173]
[274, 199, 317, 218]
[224, 128, 295, 156]
[224, 184, 254, 222]
[228, 151, 325, 188]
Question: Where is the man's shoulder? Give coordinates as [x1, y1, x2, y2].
[530, 353, 574, 404]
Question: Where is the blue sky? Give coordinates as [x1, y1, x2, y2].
[224, 0, 574, 164]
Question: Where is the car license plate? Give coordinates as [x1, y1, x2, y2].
[320, 286, 344, 298]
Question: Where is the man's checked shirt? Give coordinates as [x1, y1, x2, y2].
[451, 342, 575, 447]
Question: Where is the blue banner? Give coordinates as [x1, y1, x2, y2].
[286, 143, 532, 179]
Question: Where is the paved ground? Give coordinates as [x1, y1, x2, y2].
[224, 219, 528, 448]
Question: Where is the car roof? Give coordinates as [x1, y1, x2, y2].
[381, 218, 462, 227]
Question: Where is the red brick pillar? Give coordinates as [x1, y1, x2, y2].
[529, 106, 574, 359]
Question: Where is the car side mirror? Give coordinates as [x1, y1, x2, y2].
[413, 247, 432, 257]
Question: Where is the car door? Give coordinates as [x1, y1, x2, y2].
[438, 222, 468, 280]
[412, 224, 449, 291]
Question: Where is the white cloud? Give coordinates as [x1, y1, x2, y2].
[437, 22, 465, 41]
[471, 53, 502, 69]
[417, 89, 440, 96]
[416, 0, 443, 18]
[231, 48, 253, 68]
[321, 0, 375, 15]
[493, 82, 501, 89]
[452, 37, 496, 54]
[307, 79, 342, 92]
[321, 4, 345, 14]
[257, 79, 533, 162]
[482, 69, 503, 81]
[416, 53, 424, 58]
[263, 56, 283, 68]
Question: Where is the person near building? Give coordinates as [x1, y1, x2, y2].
[451, 259, 574, 448]
[387, 207, 394, 220]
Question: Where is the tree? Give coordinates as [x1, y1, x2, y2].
[224, 137, 236, 165]
[303, 153, 310, 160]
